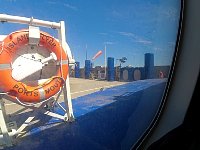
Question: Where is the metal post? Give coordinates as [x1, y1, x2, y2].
[58, 21, 74, 121]
[104, 45, 107, 79]
[0, 97, 12, 147]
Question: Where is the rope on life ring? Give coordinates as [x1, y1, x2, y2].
[0, 29, 69, 104]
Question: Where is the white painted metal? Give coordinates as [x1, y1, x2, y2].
[63, 75, 74, 121]
[16, 116, 36, 137]
[12, 59, 42, 81]
[0, 14, 60, 29]
[44, 111, 66, 121]
[0, 129, 16, 139]
[28, 26, 40, 45]
[104, 45, 107, 79]
[12, 52, 57, 81]
[0, 98, 13, 147]
[58, 21, 74, 121]
[0, 35, 6, 41]
[41, 52, 57, 63]
[11, 45, 54, 81]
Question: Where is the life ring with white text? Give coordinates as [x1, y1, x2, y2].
[0, 29, 68, 103]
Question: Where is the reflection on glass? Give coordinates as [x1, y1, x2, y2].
[0, 0, 181, 149]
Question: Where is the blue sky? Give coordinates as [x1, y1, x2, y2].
[0, 0, 181, 67]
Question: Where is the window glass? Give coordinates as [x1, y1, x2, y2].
[0, 0, 181, 149]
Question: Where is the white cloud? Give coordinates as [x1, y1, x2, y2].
[104, 41, 115, 45]
[118, 31, 152, 45]
[154, 47, 163, 52]
[48, 2, 78, 11]
[63, 3, 78, 11]
[135, 39, 152, 45]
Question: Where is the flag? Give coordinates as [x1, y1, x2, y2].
[92, 50, 103, 60]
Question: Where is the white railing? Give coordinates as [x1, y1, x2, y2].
[0, 14, 60, 29]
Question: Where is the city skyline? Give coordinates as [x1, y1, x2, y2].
[0, 0, 181, 67]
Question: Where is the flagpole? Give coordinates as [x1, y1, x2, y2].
[104, 45, 107, 79]
[85, 44, 88, 60]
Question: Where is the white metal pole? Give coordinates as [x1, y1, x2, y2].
[0, 99, 12, 147]
[104, 45, 107, 80]
[0, 14, 60, 29]
[86, 44, 88, 60]
[58, 21, 74, 121]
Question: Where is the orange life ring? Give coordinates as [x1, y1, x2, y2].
[0, 29, 68, 103]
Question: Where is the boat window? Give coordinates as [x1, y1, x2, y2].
[0, 0, 182, 149]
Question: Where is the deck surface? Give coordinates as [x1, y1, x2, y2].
[3, 78, 167, 150]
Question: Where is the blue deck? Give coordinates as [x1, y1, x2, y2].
[6, 79, 167, 150]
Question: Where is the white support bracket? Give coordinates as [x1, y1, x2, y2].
[0, 13, 74, 120]
[28, 26, 40, 45]
[0, 14, 75, 147]
[58, 21, 75, 121]
[0, 96, 15, 148]
[0, 14, 60, 29]
[0, 89, 73, 145]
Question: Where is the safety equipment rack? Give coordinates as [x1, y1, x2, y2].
[0, 14, 75, 148]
